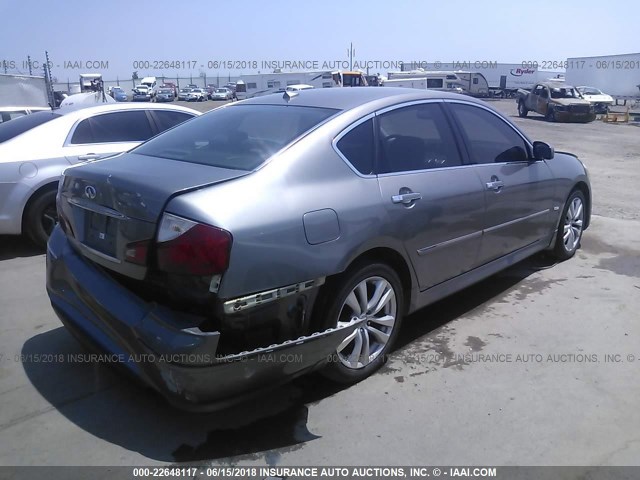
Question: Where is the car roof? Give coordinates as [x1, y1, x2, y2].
[539, 82, 575, 88]
[55, 102, 201, 118]
[239, 87, 485, 111]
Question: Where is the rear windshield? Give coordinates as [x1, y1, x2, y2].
[0, 110, 61, 143]
[133, 104, 338, 171]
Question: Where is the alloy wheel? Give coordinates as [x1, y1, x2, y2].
[563, 196, 584, 252]
[335, 276, 397, 369]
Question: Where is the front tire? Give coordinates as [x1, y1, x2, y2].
[24, 188, 58, 248]
[315, 263, 404, 384]
[552, 190, 586, 260]
[518, 101, 528, 117]
[546, 108, 556, 122]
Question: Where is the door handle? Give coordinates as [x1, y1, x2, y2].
[486, 180, 504, 191]
[392, 192, 422, 204]
[78, 154, 100, 161]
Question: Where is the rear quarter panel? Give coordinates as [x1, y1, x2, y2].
[165, 111, 413, 299]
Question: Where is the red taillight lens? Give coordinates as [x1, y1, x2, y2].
[125, 240, 149, 265]
[156, 214, 231, 276]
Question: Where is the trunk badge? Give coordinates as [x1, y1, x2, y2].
[84, 185, 97, 199]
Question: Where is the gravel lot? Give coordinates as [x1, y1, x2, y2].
[1, 98, 639, 467]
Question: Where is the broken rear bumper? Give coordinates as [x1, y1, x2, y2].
[46, 225, 357, 411]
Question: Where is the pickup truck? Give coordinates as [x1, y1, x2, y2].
[516, 82, 596, 122]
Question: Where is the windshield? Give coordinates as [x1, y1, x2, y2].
[550, 87, 580, 99]
[133, 104, 339, 171]
[0, 111, 61, 143]
[159, 89, 172, 94]
[581, 87, 602, 95]
[215, 89, 228, 93]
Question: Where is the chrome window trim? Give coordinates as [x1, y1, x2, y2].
[377, 162, 480, 177]
[374, 98, 445, 116]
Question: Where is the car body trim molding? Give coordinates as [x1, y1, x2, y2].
[484, 209, 551, 234]
[417, 230, 483, 256]
[416, 208, 550, 255]
[223, 277, 326, 314]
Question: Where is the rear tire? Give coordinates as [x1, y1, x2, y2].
[24, 188, 58, 248]
[314, 262, 404, 384]
[518, 101, 528, 117]
[551, 190, 586, 261]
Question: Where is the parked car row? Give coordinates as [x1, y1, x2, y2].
[100, 83, 240, 103]
[173, 85, 237, 102]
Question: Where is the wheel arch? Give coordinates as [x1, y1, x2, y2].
[573, 181, 591, 229]
[324, 246, 415, 316]
[21, 181, 59, 232]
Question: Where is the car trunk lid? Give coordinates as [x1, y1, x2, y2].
[58, 152, 248, 279]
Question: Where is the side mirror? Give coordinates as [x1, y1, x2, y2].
[533, 141, 554, 160]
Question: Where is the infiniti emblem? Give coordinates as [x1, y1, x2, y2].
[84, 185, 97, 199]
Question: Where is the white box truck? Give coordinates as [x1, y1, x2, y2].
[401, 62, 539, 97]
[564, 53, 640, 99]
[0, 74, 50, 123]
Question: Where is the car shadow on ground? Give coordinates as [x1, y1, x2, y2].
[21, 253, 556, 463]
[0, 235, 42, 261]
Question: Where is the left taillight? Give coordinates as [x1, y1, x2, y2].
[155, 213, 232, 276]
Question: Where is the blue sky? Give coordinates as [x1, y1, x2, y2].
[1, 0, 638, 81]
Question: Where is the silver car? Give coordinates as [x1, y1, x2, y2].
[212, 87, 233, 100]
[47, 88, 591, 410]
[0, 103, 199, 246]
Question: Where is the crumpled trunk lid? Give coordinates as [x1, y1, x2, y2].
[58, 152, 247, 279]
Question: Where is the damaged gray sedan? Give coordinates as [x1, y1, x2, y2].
[46, 87, 591, 410]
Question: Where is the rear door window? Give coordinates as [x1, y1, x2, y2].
[377, 103, 462, 173]
[71, 111, 154, 144]
[150, 110, 195, 133]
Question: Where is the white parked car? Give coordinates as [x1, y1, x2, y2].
[186, 88, 208, 102]
[132, 85, 153, 102]
[0, 103, 200, 246]
[211, 87, 234, 100]
[576, 86, 614, 114]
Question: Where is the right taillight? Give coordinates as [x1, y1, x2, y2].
[156, 213, 232, 276]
